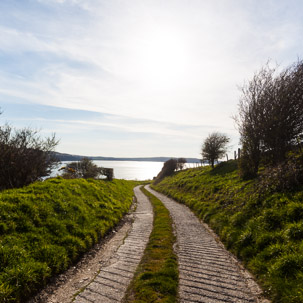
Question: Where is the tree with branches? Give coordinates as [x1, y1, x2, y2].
[234, 60, 303, 178]
[201, 132, 230, 168]
[0, 123, 59, 189]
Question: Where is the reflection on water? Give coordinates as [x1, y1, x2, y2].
[53, 161, 164, 180]
[93, 161, 164, 180]
[53, 160, 200, 181]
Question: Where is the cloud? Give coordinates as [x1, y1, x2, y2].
[16, 114, 209, 140]
[1, 100, 233, 157]
[1, 0, 303, 156]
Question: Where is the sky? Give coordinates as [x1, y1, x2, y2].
[0, 0, 302, 158]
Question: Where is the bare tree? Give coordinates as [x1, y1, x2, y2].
[201, 132, 230, 168]
[0, 124, 59, 189]
[234, 60, 303, 178]
[262, 62, 303, 163]
[234, 64, 276, 177]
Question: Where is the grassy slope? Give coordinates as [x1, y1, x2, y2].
[0, 177, 137, 302]
[152, 161, 303, 303]
[124, 187, 178, 303]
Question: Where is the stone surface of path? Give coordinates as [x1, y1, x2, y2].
[146, 186, 268, 303]
[73, 186, 153, 303]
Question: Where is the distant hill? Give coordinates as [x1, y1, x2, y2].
[54, 152, 201, 163]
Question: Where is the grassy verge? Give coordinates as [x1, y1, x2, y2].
[0, 177, 137, 302]
[152, 161, 303, 303]
[123, 186, 178, 303]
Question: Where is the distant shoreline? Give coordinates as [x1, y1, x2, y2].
[54, 152, 201, 164]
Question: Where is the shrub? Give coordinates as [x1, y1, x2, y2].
[154, 159, 178, 184]
[257, 151, 303, 193]
[176, 158, 187, 170]
[238, 147, 258, 179]
[235, 60, 303, 176]
[61, 157, 114, 180]
[0, 124, 59, 189]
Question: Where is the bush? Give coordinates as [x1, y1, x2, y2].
[176, 158, 187, 170]
[61, 157, 101, 179]
[257, 151, 303, 193]
[61, 157, 114, 180]
[238, 147, 258, 179]
[154, 159, 177, 184]
[235, 60, 303, 177]
[0, 124, 59, 189]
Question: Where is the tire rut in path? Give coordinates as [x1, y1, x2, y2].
[73, 186, 153, 303]
[146, 186, 268, 303]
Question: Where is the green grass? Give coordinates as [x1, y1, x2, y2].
[0, 177, 137, 302]
[152, 160, 303, 303]
[123, 186, 178, 303]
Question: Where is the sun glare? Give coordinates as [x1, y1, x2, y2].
[131, 25, 192, 88]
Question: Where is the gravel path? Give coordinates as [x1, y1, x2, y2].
[73, 186, 153, 303]
[146, 186, 269, 303]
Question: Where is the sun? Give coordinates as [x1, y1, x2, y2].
[131, 24, 192, 88]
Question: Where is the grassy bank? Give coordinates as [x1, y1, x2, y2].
[123, 186, 178, 303]
[152, 161, 303, 303]
[0, 177, 137, 302]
